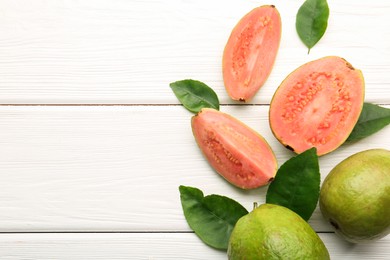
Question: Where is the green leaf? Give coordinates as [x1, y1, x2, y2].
[179, 185, 248, 250]
[170, 79, 220, 113]
[296, 0, 329, 53]
[266, 148, 320, 221]
[346, 103, 390, 142]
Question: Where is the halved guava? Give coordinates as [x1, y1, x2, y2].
[223, 5, 281, 102]
[192, 108, 277, 189]
[269, 56, 365, 156]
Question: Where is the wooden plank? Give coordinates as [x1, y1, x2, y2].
[0, 105, 388, 232]
[0, 233, 388, 259]
[0, 0, 388, 104]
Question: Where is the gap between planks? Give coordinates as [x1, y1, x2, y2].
[0, 103, 388, 107]
[0, 104, 266, 107]
[0, 231, 335, 234]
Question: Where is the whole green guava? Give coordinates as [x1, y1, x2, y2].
[227, 204, 330, 260]
[319, 149, 390, 243]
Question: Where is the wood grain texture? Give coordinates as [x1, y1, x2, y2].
[0, 106, 388, 232]
[0, 0, 388, 104]
[0, 233, 388, 259]
[0, 0, 389, 258]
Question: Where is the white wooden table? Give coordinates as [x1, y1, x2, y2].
[0, 0, 389, 259]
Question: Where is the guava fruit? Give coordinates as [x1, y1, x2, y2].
[228, 204, 330, 259]
[223, 5, 281, 102]
[269, 56, 365, 156]
[319, 149, 390, 243]
[191, 108, 277, 189]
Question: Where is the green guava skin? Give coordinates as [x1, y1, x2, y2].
[319, 149, 390, 243]
[228, 204, 330, 260]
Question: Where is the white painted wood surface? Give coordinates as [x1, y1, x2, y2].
[0, 0, 389, 259]
[0, 106, 389, 233]
[0, 233, 389, 260]
[0, 0, 389, 104]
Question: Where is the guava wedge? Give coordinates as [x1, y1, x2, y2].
[269, 56, 365, 156]
[320, 149, 390, 243]
[223, 5, 281, 102]
[191, 108, 277, 189]
[228, 204, 330, 259]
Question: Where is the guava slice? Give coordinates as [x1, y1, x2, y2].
[223, 5, 281, 102]
[192, 108, 277, 189]
[269, 56, 365, 156]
